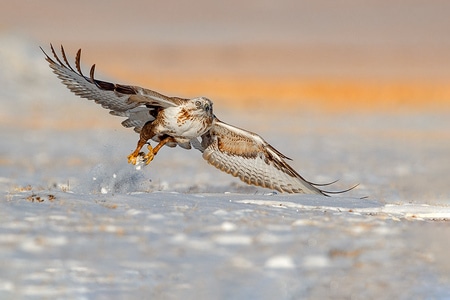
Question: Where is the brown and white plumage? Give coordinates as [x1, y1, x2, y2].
[42, 44, 352, 195]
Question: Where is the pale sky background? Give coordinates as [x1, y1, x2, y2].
[1, 0, 450, 81]
[2, 0, 450, 46]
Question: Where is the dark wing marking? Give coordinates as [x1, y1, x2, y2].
[200, 119, 354, 195]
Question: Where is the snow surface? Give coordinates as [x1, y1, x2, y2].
[1, 34, 450, 299]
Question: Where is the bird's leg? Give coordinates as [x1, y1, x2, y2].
[127, 138, 148, 165]
[143, 136, 174, 165]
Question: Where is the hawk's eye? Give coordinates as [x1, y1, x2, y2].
[195, 101, 202, 108]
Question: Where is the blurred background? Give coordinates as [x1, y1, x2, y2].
[1, 0, 450, 202]
[2, 0, 450, 112]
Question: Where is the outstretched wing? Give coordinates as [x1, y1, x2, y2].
[200, 119, 332, 195]
[41, 44, 186, 132]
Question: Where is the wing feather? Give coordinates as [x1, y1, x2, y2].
[201, 119, 328, 195]
[41, 44, 185, 132]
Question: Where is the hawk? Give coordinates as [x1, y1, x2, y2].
[41, 45, 353, 195]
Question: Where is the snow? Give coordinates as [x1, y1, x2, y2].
[1, 34, 450, 299]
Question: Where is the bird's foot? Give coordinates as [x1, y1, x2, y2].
[128, 140, 167, 166]
[128, 138, 152, 166]
[127, 151, 140, 165]
[127, 146, 154, 166]
[143, 145, 155, 165]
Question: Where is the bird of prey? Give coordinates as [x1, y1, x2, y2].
[41, 44, 353, 195]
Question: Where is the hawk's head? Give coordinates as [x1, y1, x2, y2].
[191, 97, 213, 118]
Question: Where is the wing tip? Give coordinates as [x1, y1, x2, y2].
[319, 183, 360, 196]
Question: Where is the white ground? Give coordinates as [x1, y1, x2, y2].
[1, 35, 450, 299]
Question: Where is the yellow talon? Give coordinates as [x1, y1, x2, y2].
[127, 153, 138, 165]
[127, 138, 149, 165]
[144, 145, 155, 165]
[127, 137, 173, 166]
[127, 146, 154, 166]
